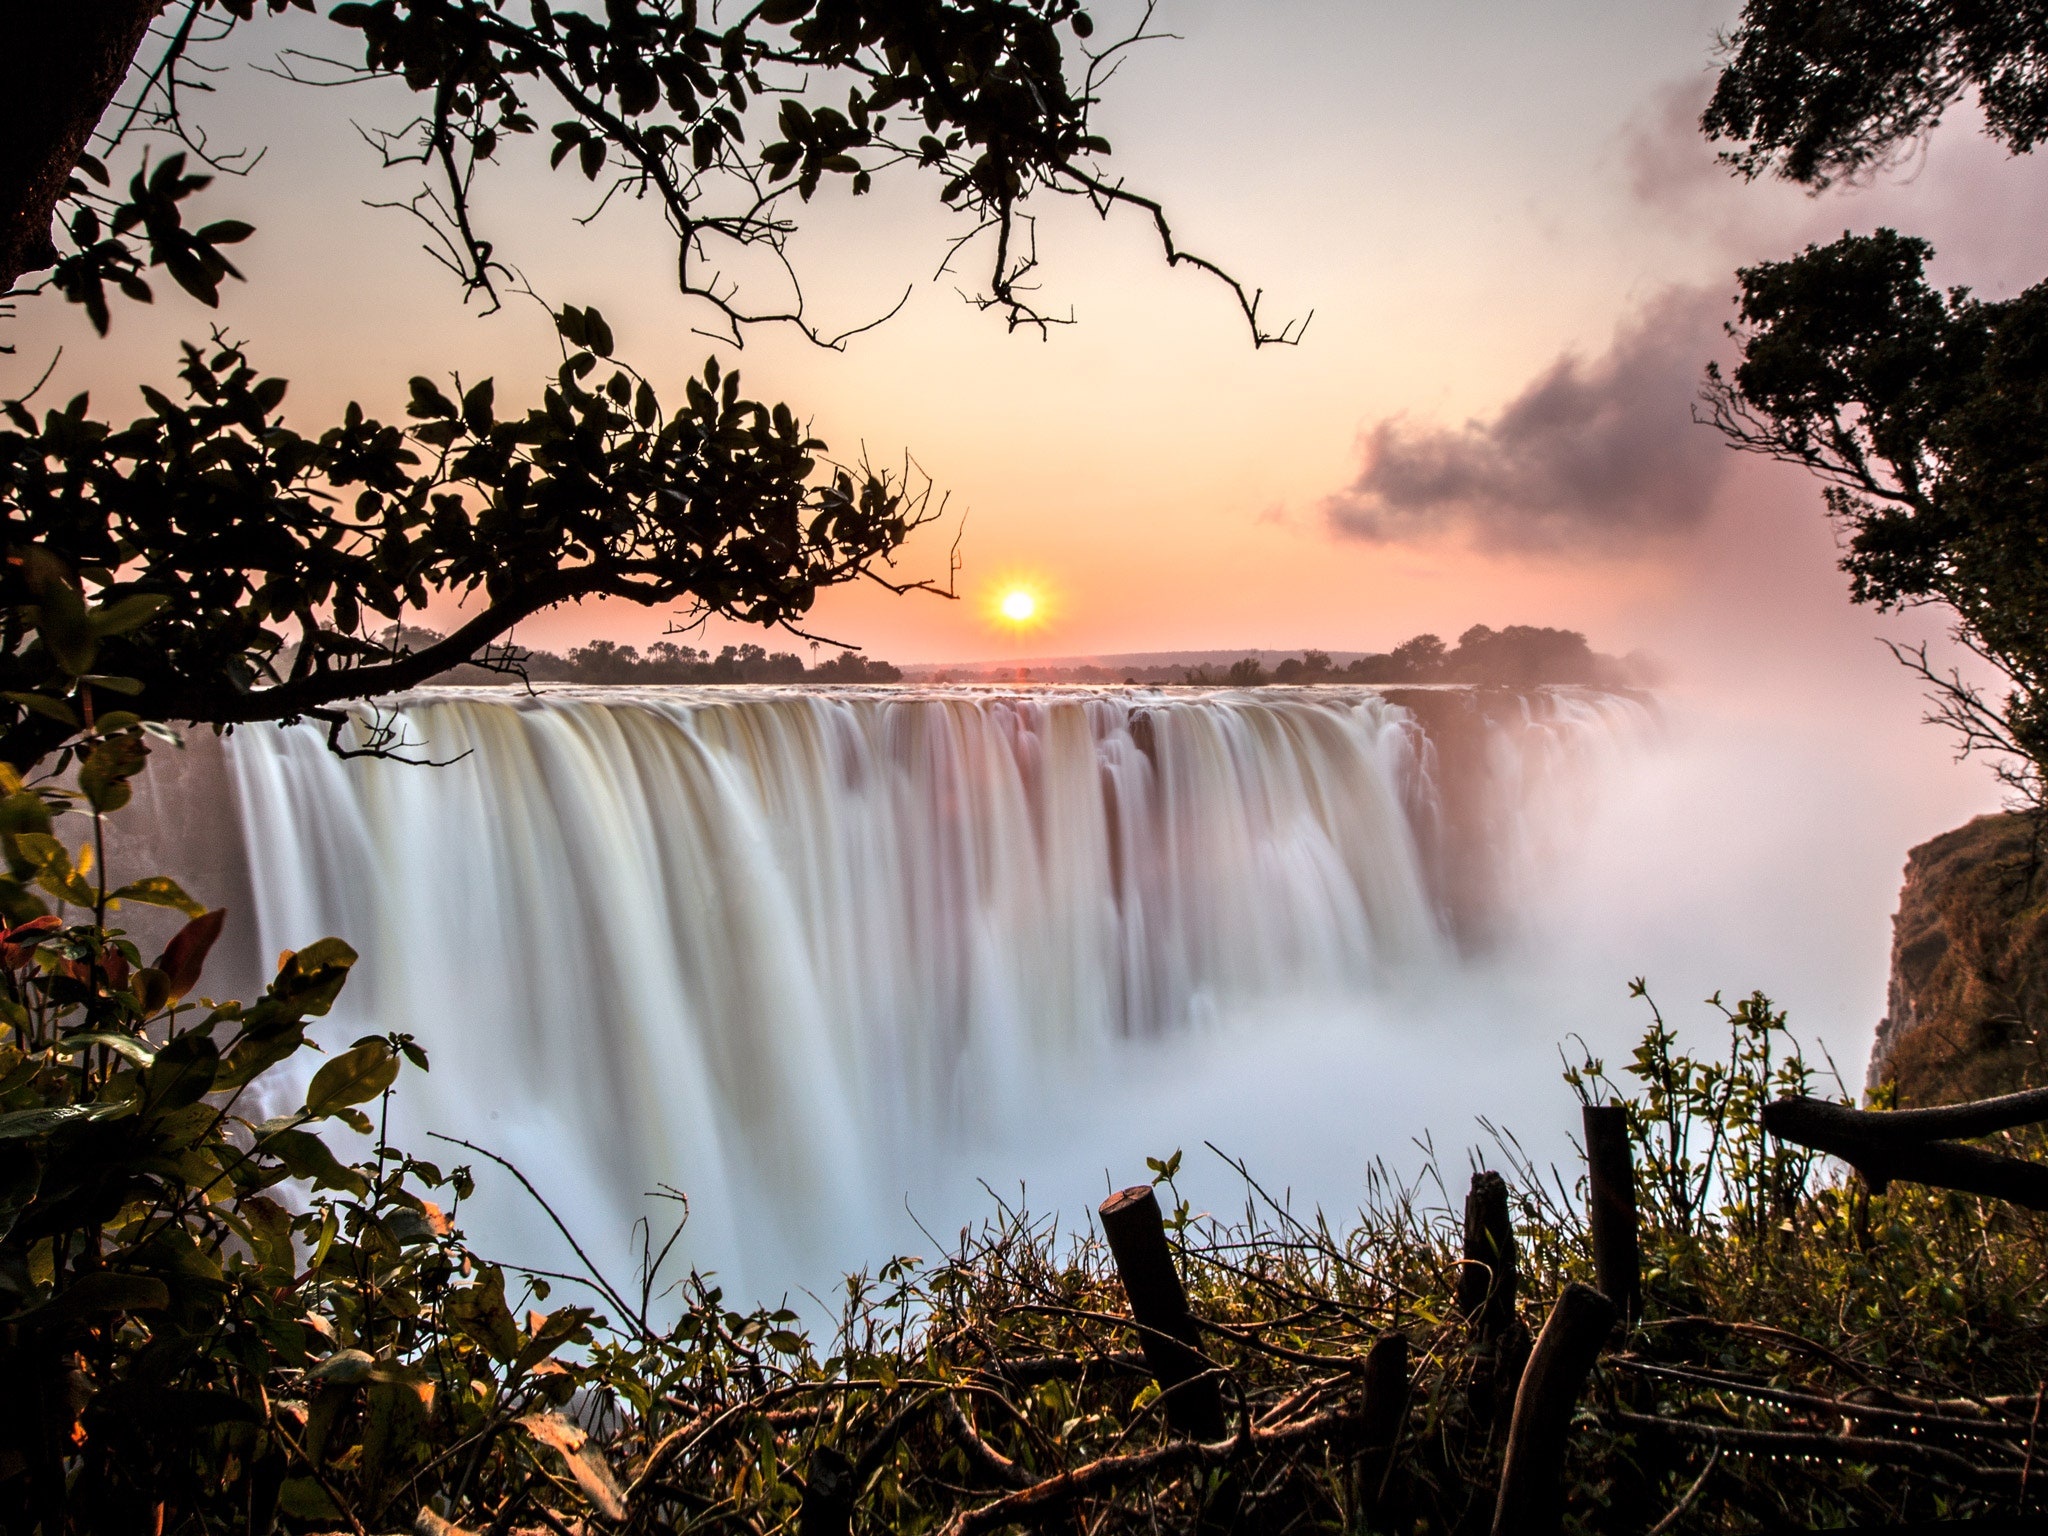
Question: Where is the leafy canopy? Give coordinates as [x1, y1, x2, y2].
[2, 0, 1290, 774]
[1704, 0, 2048, 187]
[1705, 229, 2048, 803]
[0, 318, 928, 767]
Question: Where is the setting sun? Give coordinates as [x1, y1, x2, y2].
[999, 588, 1038, 624]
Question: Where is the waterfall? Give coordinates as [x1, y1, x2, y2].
[216, 684, 1648, 1288]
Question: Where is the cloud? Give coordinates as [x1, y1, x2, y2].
[1323, 286, 1735, 553]
[1625, 79, 1736, 216]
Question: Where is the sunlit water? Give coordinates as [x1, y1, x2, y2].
[205, 683, 1651, 1294]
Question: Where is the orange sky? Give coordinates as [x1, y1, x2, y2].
[11, 1, 2048, 687]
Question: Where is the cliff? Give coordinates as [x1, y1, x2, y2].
[1869, 811, 2048, 1104]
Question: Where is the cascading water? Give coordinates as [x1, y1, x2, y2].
[212, 683, 1648, 1290]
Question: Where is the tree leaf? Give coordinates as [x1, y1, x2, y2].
[0, 1102, 126, 1139]
[146, 1031, 220, 1110]
[87, 593, 168, 637]
[58, 1030, 156, 1067]
[48, 1271, 170, 1316]
[264, 1127, 370, 1196]
[2, 693, 79, 730]
[153, 907, 226, 998]
[113, 876, 206, 919]
[79, 732, 149, 813]
[268, 937, 357, 1015]
[304, 1040, 398, 1116]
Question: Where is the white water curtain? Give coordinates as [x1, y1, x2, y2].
[224, 685, 1640, 1286]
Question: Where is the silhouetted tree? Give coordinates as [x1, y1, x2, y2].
[1704, 0, 2048, 188]
[1390, 633, 1446, 680]
[1703, 230, 2048, 805]
[1704, 10, 2048, 807]
[0, 0, 1290, 770]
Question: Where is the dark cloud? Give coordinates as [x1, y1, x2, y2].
[1324, 287, 1736, 552]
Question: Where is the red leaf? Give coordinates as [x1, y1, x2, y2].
[154, 908, 226, 1003]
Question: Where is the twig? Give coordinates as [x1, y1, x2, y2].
[1644, 1449, 1719, 1536]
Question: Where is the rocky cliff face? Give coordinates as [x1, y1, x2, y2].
[1869, 812, 2048, 1104]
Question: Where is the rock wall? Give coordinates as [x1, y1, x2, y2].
[1869, 812, 2048, 1104]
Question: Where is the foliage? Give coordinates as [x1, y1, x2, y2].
[1566, 984, 1829, 1245]
[1703, 0, 2048, 189]
[1178, 628, 1635, 690]
[1, 0, 1290, 779]
[25, 0, 1297, 347]
[1703, 228, 2048, 808]
[1704, 5, 2048, 814]
[0, 322, 930, 766]
[524, 637, 903, 685]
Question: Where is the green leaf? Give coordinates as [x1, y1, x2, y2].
[0, 1102, 126, 1139]
[79, 732, 149, 813]
[87, 593, 167, 638]
[195, 220, 255, 245]
[264, 1126, 370, 1197]
[2, 693, 79, 730]
[48, 1271, 170, 1315]
[146, 1031, 219, 1110]
[15, 833, 95, 908]
[268, 936, 357, 1016]
[276, 1477, 340, 1521]
[59, 1030, 156, 1067]
[304, 1039, 397, 1116]
[77, 674, 143, 695]
[112, 876, 206, 919]
[19, 549, 97, 675]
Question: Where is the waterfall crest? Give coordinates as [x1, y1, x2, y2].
[221, 684, 1646, 1283]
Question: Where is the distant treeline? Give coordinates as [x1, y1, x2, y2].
[1199, 626, 1639, 688]
[402, 623, 1635, 689]
[417, 632, 904, 686]
[921, 626, 1648, 688]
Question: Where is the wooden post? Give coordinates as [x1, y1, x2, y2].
[1581, 1105, 1641, 1323]
[1457, 1171, 1516, 1341]
[800, 1446, 854, 1536]
[1098, 1184, 1228, 1441]
[1490, 1284, 1617, 1536]
[1355, 1332, 1409, 1523]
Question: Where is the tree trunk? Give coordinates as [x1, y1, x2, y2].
[0, 0, 169, 295]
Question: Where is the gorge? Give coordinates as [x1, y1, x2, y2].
[132, 683, 1652, 1291]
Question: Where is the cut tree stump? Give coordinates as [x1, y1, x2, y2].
[1099, 1185, 1228, 1441]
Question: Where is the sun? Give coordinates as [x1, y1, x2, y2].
[999, 588, 1038, 624]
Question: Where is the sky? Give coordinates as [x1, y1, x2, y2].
[15, 0, 2048, 675]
